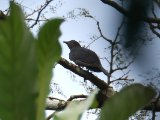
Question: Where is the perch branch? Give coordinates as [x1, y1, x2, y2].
[58, 57, 109, 91]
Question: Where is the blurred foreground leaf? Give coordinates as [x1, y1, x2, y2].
[36, 19, 63, 120]
[100, 84, 156, 120]
[0, 2, 37, 120]
[54, 90, 98, 120]
[0, 2, 63, 120]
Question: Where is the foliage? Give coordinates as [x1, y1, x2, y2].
[100, 84, 156, 120]
[0, 2, 63, 120]
[52, 84, 156, 120]
[54, 90, 98, 120]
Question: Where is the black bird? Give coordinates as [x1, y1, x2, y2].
[64, 40, 110, 77]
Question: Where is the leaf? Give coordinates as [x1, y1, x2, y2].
[0, 2, 37, 120]
[54, 90, 98, 120]
[0, 2, 63, 120]
[36, 18, 63, 120]
[100, 84, 156, 120]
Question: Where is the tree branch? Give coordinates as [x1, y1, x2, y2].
[45, 95, 160, 112]
[67, 95, 87, 101]
[58, 57, 110, 91]
[29, 0, 53, 28]
[100, 0, 129, 17]
[46, 97, 67, 111]
[100, 0, 160, 24]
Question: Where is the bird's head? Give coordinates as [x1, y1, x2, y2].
[63, 40, 81, 49]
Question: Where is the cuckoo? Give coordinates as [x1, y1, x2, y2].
[64, 40, 110, 77]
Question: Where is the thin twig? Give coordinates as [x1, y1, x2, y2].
[46, 112, 56, 120]
[111, 60, 134, 73]
[109, 70, 133, 84]
[67, 94, 88, 101]
[29, 0, 53, 28]
[152, 92, 160, 120]
[149, 23, 160, 38]
[96, 20, 112, 43]
[84, 14, 113, 43]
[26, 18, 49, 22]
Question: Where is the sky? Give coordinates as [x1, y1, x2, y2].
[1, 0, 160, 119]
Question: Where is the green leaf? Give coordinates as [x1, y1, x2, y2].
[36, 18, 63, 120]
[0, 2, 63, 120]
[100, 84, 156, 120]
[54, 90, 98, 120]
[0, 2, 37, 120]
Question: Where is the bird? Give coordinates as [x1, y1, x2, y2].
[63, 40, 110, 77]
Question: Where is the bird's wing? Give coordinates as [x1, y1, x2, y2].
[69, 47, 101, 65]
[74, 60, 97, 67]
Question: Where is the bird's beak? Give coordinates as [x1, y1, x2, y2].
[63, 41, 68, 44]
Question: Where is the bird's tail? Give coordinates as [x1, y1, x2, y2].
[99, 66, 111, 77]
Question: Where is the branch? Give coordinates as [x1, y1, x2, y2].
[108, 18, 125, 83]
[96, 19, 112, 43]
[111, 60, 134, 73]
[45, 97, 85, 111]
[110, 70, 134, 84]
[46, 112, 56, 120]
[84, 14, 112, 43]
[58, 57, 109, 91]
[26, 18, 48, 22]
[29, 0, 53, 28]
[100, 0, 160, 24]
[149, 23, 160, 38]
[152, 93, 160, 120]
[0, 10, 6, 20]
[100, 0, 129, 17]
[67, 95, 87, 101]
[143, 97, 160, 112]
[46, 97, 67, 111]
[45, 94, 160, 112]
